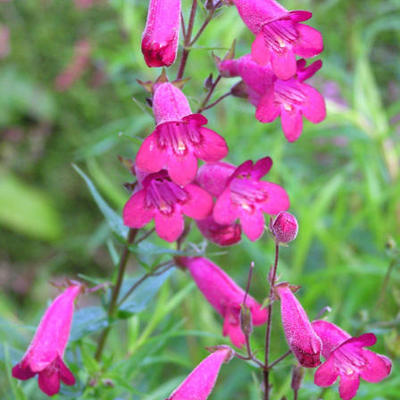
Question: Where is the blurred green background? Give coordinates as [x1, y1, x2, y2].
[0, 0, 399, 399]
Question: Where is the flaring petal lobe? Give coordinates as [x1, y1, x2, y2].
[259, 182, 290, 214]
[271, 50, 297, 80]
[123, 190, 154, 228]
[194, 128, 228, 162]
[293, 24, 324, 58]
[154, 209, 184, 242]
[301, 84, 326, 124]
[182, 184, 213, 220]
[239, 209, 265, 241]
[136, 133, 167, 173]
[281, 109, 303, 142]
[338, 374, 360, 400]
[168, 152, 198, 186]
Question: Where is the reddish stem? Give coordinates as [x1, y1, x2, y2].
[263, 243, 280, 400]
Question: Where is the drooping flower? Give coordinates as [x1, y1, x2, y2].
[312, 320, 392, 400]
[141, 0, 181, 67]
[177, 257, 268, 347]
[12, 285, 82, 396]
[196, 215, 242, 246]
[270, 211, 298, 244]
[219, 55, 326, 142]
[275, 283, 322, 367]
[166, 346, 234, 400]
[136, 83, 228, 186]
[197, 157, 289, 241]
[123, 169, 213, 242]
[230, 0, 323, 80]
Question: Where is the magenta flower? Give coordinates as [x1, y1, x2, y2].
[219, 55, 326, 142]
[141, 0, 181, 67]
[270, 211, 298, 243]
[312, 320, 392, 400]
[275, 283, 322, 367]
[177, 257, 268, 347]
[230, 0, 323, 79]
[197, 215, 242, 247]
[198, 157, 290, 241]
[166, 346, 234, 400]
[12, 285, 82, 396]
[123, 169, 213, 242]
[136, 82, 228, 186]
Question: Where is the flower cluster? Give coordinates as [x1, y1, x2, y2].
[274, 283, 392, 399]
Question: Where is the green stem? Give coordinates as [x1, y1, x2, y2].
[94, 228, 138, 361]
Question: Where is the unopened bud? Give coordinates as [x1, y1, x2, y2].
[231, 80, 248, 98]
[291, 365, 304, 392]
[270, 211, 298, 244]
[240, 303, 253, 336]
[204, 73, 214, 90]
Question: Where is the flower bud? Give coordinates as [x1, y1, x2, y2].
[270, 211, 298, 244]
[240, 303, 253, 336]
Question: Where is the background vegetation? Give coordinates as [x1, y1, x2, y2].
[0, 0, 399, 398]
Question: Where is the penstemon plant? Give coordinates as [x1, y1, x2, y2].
[10, 0, 393, 399]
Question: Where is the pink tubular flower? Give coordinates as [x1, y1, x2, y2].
[196, 215, 242, 246]
[219, 55, 326, 142]
[197, 157, 290, 241]
[275, 283, 322, 367]
[141, 0, 181, 67]
[312, 320, 392, 400]
[12, 285, 82, 396]
[136, 82, 228, 186]
[230, 0, 323, 80]
[177, 257, 268, 347]
[123, 169, 213, 242]
[166, 346, 234, 400]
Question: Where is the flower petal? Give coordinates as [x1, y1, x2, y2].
[194, 127, 228, 162]
[258, 182, 290, 214]
[182, 184, 213, 220]
[338, 374, 360, 400]
[38, 366, 61, 397]
[239, 209, 265, 241]
[123, 190, 154, 228]
[301, 83, 326, 124]
[314, 357, 339, 387]
[281, 109, 303, 142]
[251, 32, 271, 65]
[168, 152, 198, 186]
[213, 189, 237, 225]
[12, 362, 36, 380]
[223, 310, 245, 348]
[154, 209, 184, 242]
[290, 10, 312, 22]
[255, 86, 280, 123]
[360, 350, 392, 383]
[58, 357, 75, 386]
[293, 24, 324, 58]
[136, 133, 167, 173]
[252, 156, 272, 180]
[271, 49, 297, 80]
[197, 162, 235, 197]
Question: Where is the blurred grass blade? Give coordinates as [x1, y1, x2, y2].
[0, 171, 62, 241]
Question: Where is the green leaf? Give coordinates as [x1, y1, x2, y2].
[70, 306, 108, 342]
[118, 268, 174, 314]
[132, 241, 184, 267]
[0, 171, 62, 241]
[73, 164, 129, 239]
